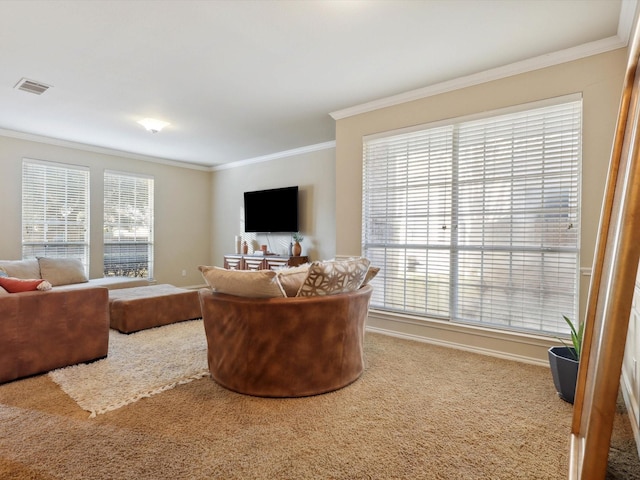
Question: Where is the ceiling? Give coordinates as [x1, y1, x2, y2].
[0, 0, 633, 169]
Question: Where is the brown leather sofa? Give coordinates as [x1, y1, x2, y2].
[0, 287, 109, 384]
[198, 285, 373, 397]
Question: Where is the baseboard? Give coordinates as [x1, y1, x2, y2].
[365, 309, 557, 367]
[621, 369, 640, 459]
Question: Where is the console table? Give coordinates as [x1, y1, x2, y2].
[223, 254, 309, 271]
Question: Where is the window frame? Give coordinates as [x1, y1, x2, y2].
[103, 170, 154, 279]
[362, 94, 582, 337]
[21, 158, 90, 270]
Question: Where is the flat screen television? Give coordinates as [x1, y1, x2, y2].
[243, 186, 299, 233]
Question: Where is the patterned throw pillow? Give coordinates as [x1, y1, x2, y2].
[0, 277, 52, 293]
[296, 258, 370, 297]
[199, 266, 285, 298]
[361, 266, 380, 287]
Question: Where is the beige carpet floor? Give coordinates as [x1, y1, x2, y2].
[0, 331, 638, 479]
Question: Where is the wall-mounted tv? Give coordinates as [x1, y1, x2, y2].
[244, 186, 299, 233]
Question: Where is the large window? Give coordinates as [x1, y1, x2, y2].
[363, 97, 581, 336]
[22, 159, 90, 268]
[103, 171, 154, 278]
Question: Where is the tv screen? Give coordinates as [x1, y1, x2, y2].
[244, 186, 299, 233]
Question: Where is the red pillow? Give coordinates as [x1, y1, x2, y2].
[0, 277, 51, 293]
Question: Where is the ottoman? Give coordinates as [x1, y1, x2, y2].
[109, 284, 201, 333]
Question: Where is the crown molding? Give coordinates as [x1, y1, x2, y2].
[212, 140, 336, 171]
[330, 35, 629, 121]
[619, 0, 639, 42]
[0, 128, 212, 172]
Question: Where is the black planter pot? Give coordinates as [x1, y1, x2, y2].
[548, 346, 579, 404]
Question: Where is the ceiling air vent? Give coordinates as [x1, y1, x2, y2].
[14, 78, 51, 95]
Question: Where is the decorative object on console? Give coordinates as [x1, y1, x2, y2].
[235, 235, 242, 254]
[292, 232, 303, 256]
[242, 241, 248, 254]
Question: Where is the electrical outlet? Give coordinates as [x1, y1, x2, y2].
[181, 269, 187, 277]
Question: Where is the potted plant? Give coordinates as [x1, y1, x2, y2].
[292, 232, 303, 256]
[548, 315, 585, 404]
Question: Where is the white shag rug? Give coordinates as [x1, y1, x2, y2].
[49, 319, 209, 418]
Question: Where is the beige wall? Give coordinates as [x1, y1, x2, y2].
[0, 135, 212, 287]
[336, 48, 627, 324]
[210, 147, 336, 267]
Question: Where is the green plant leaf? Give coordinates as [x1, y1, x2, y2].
[562, 315, 584, 361]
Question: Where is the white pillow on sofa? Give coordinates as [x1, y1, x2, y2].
[38, 257, 88, 286]
[0, 259, 41, 279]
[199, 266, 285, 298]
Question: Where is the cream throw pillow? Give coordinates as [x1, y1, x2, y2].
[297, 258, 370, 297]
[199, 266, 285, 298]
[38, 257, 88, 286]
[275, 264, 310, 297]
[0, 259, 41, 279]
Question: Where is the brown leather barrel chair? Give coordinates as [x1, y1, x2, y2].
[198, 285, 372, 397]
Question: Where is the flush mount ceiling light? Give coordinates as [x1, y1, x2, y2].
[137, 118, 170, 133]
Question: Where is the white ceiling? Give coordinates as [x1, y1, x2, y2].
[0, 0, 633, 169]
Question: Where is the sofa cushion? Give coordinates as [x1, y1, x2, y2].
[0, 277, 52, 293]
[297, 258, 370, 297]
[38, 257, 88, 286]
[0, 259, 41, 279]
[275, 264, 310, 297]
[53, 276, 150, 291]
[199, 266, 285, 298]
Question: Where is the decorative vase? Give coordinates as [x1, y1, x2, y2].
[242, 241, 248, 255]
[548, 346, 579, 404]
[293, 241, 302, 256]
[235, 236, 242, 254]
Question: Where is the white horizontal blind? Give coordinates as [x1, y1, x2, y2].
[363, 99, 581, 335]
[104, 171, 154, 279]
[22, 159, 89, 269]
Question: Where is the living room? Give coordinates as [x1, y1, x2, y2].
[0, 1, 630, 363]
[1, 1, 639, 478]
